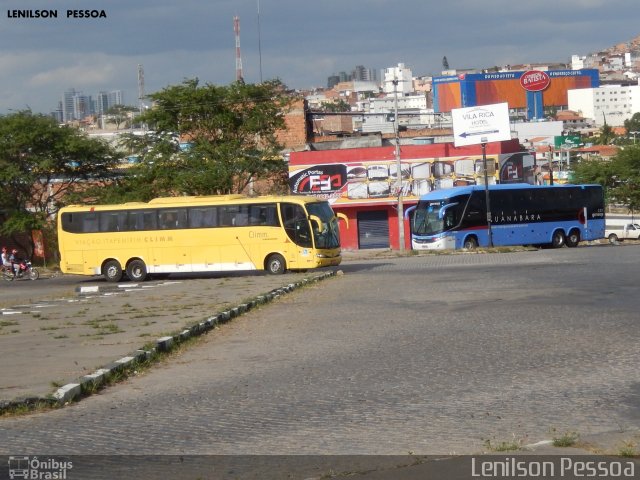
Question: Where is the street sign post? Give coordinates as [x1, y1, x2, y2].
[451, 103, 512, 247]
[451, 102, 512, 147]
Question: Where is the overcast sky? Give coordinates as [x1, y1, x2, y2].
[2, 0, 639, 114]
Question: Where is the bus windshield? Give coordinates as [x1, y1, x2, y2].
[413, 200, 449, 235]
[307, 202, 340, 249]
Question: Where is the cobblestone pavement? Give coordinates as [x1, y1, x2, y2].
[1, 246, 640, 459]
[0, 270, 329, 402]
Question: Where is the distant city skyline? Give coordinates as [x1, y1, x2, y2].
[1, 0, 639, 114]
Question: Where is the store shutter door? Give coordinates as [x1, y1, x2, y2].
[357, 210, 389, 249]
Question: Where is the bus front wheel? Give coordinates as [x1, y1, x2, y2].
[463, 236, 478, 250]
[103, 260, 123, 282]
[565, 229, 580, 248]
[266, 254, 286, 275]
[126, 259, 147, 282]
[551, 230, 566, 248]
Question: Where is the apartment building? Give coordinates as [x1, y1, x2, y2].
[568, 82, 640, 127]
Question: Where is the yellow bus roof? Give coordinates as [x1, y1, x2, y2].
[59, 194, 324, 211]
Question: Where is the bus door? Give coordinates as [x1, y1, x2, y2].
[281, 203, 314, 269]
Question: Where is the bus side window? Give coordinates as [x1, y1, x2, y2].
[61, 213, 81, 233]
[249, 204, 279, 226]
[100, 212, 127, 232]
[219, 206, 238, 227]
[189, 207, 218, 228]
[233, 206, 250, 226]
[159, 209, 187, 229]
[82, 213, 99, 233]
[129, 210, 157, 231]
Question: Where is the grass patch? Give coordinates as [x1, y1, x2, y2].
[95, 323, 124, 335]
[483, 435, 525, 452]
[618, 441, 637, 457]
[0, 400, 56, 418]
[550, 428, 580, 447]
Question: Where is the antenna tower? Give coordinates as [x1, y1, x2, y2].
[234, 16, 243, 82]
[137, 64, 145, 115]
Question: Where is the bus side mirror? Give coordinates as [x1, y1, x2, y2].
[438, 202, 459, 219]
[309, 214, 324, 232]
[336, 212, 349, 228]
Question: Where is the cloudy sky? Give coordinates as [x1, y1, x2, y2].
[2, 0, 639, 114]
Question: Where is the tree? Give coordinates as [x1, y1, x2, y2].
[571, 145, 640, 212]
[609, 145, 640, 212]
[0, 111, 123, 255]
[442, 56, 449, 70]
[320, 99, 351, 112]
[623, 112, 640, 142]
[104, 105, 138, 130]
[593, 114, 616, 145]
[93, 78, 292, 202]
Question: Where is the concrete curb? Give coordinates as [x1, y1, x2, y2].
[0, 270, 337, 413]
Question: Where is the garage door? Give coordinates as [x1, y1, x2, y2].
[357, 210, 389, 249]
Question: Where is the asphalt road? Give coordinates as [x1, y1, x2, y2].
[1, 245, 640, 461]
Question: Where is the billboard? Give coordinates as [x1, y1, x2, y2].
[289, 152, 536, 205]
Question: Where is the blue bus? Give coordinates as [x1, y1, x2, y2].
[411, 184, 605, 250]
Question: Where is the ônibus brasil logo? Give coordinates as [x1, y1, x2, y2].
[8, 456, 73, 479]
[520, 70, 551, 92]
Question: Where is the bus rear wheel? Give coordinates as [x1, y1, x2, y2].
[266, 254, 286, 275]
[551, 230, 566, 248]
[463, 236, 478, 250]
[103, 260, 123, 282]
[126, 259, 147, 282]
[566, 229, 580, 248]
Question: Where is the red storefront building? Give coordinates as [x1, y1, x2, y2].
[289, 139, 533, 250]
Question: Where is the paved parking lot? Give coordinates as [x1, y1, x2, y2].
[2, 245, 640, 458]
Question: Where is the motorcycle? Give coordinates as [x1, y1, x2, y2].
[2, 260, 39, 281]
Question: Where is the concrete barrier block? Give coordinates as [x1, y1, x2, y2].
[156, 336, 174, 351]
[53, 383, 81, 403]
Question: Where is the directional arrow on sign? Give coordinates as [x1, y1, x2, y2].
[458, 129, 500, 138]
[451, 103, 511, 147]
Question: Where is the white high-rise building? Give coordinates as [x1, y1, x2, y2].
[568, 82, 640, 127]
[383, 63, 413, 96]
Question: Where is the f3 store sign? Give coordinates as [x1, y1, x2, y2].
[289, 164, 347, 194]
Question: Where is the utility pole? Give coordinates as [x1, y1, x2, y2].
[234, 16, 243, 82]
[392, 76, 405, 252]
[137, 64, 146, 131]
[257, 0, 263, 83]
[548, 145, 554, 185]
[481, 139, 493, 247]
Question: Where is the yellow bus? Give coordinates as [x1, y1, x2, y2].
[57, 194, 346, 282]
